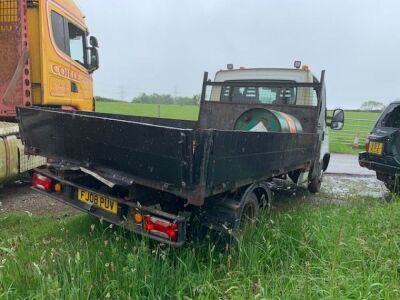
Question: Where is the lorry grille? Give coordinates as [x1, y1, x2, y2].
[0, 0, 19, 25]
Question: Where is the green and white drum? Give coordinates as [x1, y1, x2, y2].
[234, 108, 303, 133]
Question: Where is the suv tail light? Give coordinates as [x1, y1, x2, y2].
[144, 215, 178, 241]
[32, 173, 52, 192]
[365, 138, 370, 152]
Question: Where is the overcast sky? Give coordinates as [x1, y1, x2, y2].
[76, 0, 400, 109]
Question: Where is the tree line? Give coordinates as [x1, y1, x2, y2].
[131, 93, 200, 105]
[96, 94, 200, 105]
[360, 101, 385, 111]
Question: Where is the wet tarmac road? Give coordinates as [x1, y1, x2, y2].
[327, 153, 375, 176]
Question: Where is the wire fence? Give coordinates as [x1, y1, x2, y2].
[329, 118, 377, 149]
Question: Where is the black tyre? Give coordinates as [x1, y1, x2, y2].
[235, 192, 260, 234]
[189, 191, 263, 244]
[384, 181, 398, 193]
[308, 169, 323, 194]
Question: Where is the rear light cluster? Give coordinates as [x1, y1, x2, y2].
[143, 215, 178, 241]
[32, 173, 62, 193]
[365, 138, 370, 152]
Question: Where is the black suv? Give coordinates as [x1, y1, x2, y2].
[359, 102, 400, 192]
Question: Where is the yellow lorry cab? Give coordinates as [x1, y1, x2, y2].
[0, 0, 99, 183]
[28, 0, 98, 111]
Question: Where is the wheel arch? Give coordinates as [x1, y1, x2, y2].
[241, 182, 273, 209]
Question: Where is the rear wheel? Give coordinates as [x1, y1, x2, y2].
[236, 193, 259, 233]
[384, 181, 399, 193]
[377, 172, 399, 193]
[190, 189, 266, 244]
[308, 168, 323, 193]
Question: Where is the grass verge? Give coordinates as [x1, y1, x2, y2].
[1, 197, 399, 299]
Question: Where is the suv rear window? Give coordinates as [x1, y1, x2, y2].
[378, 104, 400, 128]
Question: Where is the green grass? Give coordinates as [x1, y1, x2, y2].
[329, 111, 381, 154]
[96, 102, 199, 121]
[96, 102, 381, 155]
[0, 104, 395, 298]
[1, 197, 399, 299]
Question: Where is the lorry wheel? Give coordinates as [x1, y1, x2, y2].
[308, 170, 323, 193]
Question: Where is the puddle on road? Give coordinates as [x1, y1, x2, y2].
[322, 175, 387, 199]
[272, 174, 389, 211]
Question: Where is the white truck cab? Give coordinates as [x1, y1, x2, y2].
[205, 64, 342, 192]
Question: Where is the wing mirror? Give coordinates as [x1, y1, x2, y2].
[88, 36, 99, 73]
[90, 36, 99, 48]
[329, 109, 344, 130]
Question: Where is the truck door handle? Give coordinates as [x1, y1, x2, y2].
[71, 81, 78, 93]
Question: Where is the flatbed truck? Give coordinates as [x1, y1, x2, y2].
[18, 65, 344, 246]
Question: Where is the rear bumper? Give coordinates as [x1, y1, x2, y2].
[33, 169, 187, 247]
[359, 151, 400, 175]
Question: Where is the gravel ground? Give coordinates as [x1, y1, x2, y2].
[272, 174, 389, 211]
[0, 180, 77, 216]
[0, 174, 388, 216]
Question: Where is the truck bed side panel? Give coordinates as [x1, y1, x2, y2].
[17, 107, 194, 189]
[205, 130, 317, 194]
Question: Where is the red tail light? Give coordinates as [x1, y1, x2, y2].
[144, 215, 178, 241]
[32, 173, 52, 192]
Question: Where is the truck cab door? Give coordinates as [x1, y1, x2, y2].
[318, 72, 329, 162]
[66, 21, 94, 111]
[46, 9, 72, 107]
[44, 5, 94, 111]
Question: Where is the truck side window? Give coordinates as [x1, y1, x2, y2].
[51, 11, 87, 67]
[68, 22, 86, 66]
[51, 11, 68, 54]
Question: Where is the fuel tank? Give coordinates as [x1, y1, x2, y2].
[0, 135, 19, 183]
[0, 121, 46, 183]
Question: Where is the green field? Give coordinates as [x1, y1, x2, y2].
[97, 102, 381, 154]
[329, 111, 380, 154]
[96, 102, 199, 121]
[1, 196, 399, 299]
